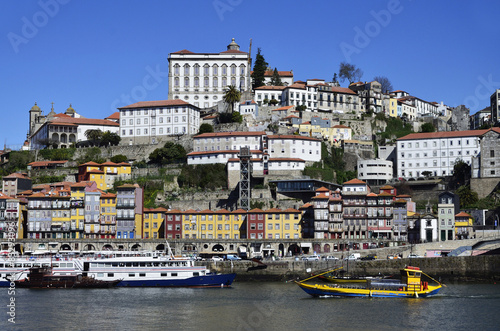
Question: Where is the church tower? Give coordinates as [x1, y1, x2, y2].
[28, 102, 42, 137]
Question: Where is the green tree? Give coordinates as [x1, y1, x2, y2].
[269, 99, 279, 106]
[453, 159, 471, 187]
[251, 48, 268, 89]
[198, 123, 214, 134]
[420, 122, 436, 133]
[270, 68, 283, 86]
[339, 62, 363, 84]
[296, 105, 307, 112]
[110, 154, 128, 163]
[101, 131, 121, 146]
[148, 142, 186, 165]
[456, 185, 478, 208]
[231, 112, 243, 123]
[223, 85, 241, 114]
[85, 129, 103, 145]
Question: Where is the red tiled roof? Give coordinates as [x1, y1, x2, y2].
[284, 115, 300, 119]
[367, 192, 378, 197]
[3, 173, 30, 179]
[119, 100, 191, 109]
[283, 208, 300, 213]
[268, 134, 321, 142]
[273, 106, 294, 111]
[254, 86, 286, 90]
[54, 113, 72, 118]
[455, 212, 472, 217]
[251, 70, 293, 77]
[29, 161, 67, 167]
[397, 129, 489, 141]
[248, 208, 264, 213]
[312, 193, 329, 199]
[49, 117, 118, 127]
[286, 83, 306, 90]
[265, 208, 282, 213]
[380, 185, 395, 190]
[194, 131, 265, 138]
[232, 208, 247, 214]
[106, 112, 120, 119]
[215, 209, 230, 214]
[330, 86, 357, 95]
[343, 178, 366, 185]
[220, 49, 247, 54]
[316, 187, 329, 192]
[299, 203, 312, 209]
[171, 49, 194, 54]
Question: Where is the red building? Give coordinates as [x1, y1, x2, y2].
[247, 208, 265, 239]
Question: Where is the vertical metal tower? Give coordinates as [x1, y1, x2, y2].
[239, 146, 252, 210]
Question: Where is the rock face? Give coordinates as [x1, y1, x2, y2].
[449, 105, 470, 131]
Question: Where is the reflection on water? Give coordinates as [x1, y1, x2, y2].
[2, 282, 500, 330]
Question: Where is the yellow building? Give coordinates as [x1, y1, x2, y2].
[143, 207, 166, 239]
[78, 161, 132, 190]
[329, 125, 352, 147]
[455, 212, 474, 239]
[182, 209, 199, 239]
[100, 192, 117, 238]
[389, 98, 398, 117]
[264, 208, 302, 239]
[298, 121, 313, 136]
[70, 181, 96, 239]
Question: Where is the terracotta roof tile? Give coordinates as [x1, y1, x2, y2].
[343, 178, 366, 185]
[119, 100, 192, 109]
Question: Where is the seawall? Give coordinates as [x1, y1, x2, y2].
[203, 255, 500, 282]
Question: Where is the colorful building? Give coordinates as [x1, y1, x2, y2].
[143, 207, 166, 239]
[455, 212, 474, 239]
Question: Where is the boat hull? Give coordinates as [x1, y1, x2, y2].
[117, 273, 236, 288]
[297, 283, 442, 298]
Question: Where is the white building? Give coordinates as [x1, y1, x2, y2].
[167, 38, 250, 109]
[396, 130, 485, 178]
[282, 82, 319, 111]
[357, 159, 394, 185]
[254, 86, 286, 106]
[118, 100, 200, 145]
[28, 104, 119, 150]
[187, 132, 321, 165]
[252, 70, 293, 86]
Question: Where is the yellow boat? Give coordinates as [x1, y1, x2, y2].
[297, 266, 443, 298]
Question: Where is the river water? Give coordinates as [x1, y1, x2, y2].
[2, 280, 500, 330]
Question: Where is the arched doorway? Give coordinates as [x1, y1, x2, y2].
[324, 244, 331, 253]
[83, 244, 95, 251]
[102, 244, 113, 251]
[278, 244, 284, 257]
[131, 244, 141, 251]
[313, 243, 321, 254]
[212, 244, 224, 252]
[60, 244, 72, 251]
[288, 244, 301, 256]
[155, 244, 165, 251]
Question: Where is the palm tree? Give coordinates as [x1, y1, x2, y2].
[85, 129, 103, 146]
[223, 85, 241, 114]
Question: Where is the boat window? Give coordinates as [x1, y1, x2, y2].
[23, 263, 31, 268]
[0, 263, 3, 267]
[15, 263, 22, 267]
[126, 263, 132, 267]
[91, 263, 98, 267]
[409, 272, 416, 277]
[108, 273, 114, 277]
[415, 272, 421, 277]
[119, 263, 125, 267]
[33, 263, 40, 267]
[112, 263, 119, 267]
[161, 273, 167, 277]
[52, 263, 59, 268]
[133, 262, 139, 267]
[97, 273, 104, 277]
[129, 273, 135, 277]
[193, 272, 199, 277]
[171, 273, 177, 277]
[140, 263, 146, 267]
[42, 263, 50, 267]
[153, 262, 160, 267]
[139, 273, 146, 277]
[105, 263, 112, 267]
[67, 263, 74, 268]
[146, 263, 152, 267]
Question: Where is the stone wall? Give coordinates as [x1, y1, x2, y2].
[471, 177, 500, 199]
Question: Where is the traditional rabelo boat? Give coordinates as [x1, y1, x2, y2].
[297, 266, 443, 298]
[317, 267, 370, 283]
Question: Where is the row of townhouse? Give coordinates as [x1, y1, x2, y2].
[77, 161, 132, 190]
[24, 182, 143, 240]
[306, 180, 475, 243]
[0, 192, 26, 239]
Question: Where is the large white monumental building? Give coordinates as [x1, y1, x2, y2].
[167, 38, 251, 109]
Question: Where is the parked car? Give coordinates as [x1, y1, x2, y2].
[387, 254, 401, 260]
[324, 256, 339, 261]
[211, 256, 224, 262]
[226, 254, 242, 261]
[360, 254, 377, 261]
[344, 253, 361, 261]
[408, 253, 423, 258]
[302, 255, 320, 261]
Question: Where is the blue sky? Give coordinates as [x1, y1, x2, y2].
[1, 0, 500, 149]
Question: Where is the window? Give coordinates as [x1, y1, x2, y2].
[491, 150, 495, 158]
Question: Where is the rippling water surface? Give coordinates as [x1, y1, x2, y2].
[2, 281, 500, 330]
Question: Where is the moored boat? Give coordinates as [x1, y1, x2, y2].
[297, 266, 443, 298]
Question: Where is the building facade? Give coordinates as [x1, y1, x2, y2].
[118, 100, 200, 145]
[167, 38, 250, 109]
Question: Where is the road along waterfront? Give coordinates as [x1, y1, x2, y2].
[2, 281, 500, 330]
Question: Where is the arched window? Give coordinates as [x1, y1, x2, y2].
[184, 65, 190, 76]
[231, 77, 236, 86]
[222, 64, 227, 75]
[174, 77, 179, 87]
[222, 77, 227, 87]
[213, 64, 218, 76]
[194, 64, 200, 75]
[174, 64, 180, 75]
[231, 64, 236, 75]
[213, 77, 218, 87]
[204, 77, 209, 87]
[240, 64, 245, 75]
[204, 64, 209, 76]
[240, 77, 245, 88]
[184, 77, 189, 87]
[194, 77, 199, 87]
